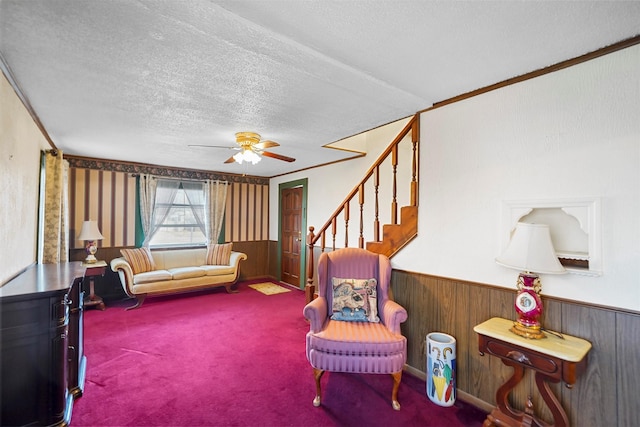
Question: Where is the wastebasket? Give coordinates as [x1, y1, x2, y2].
[426, 332, 456, 406]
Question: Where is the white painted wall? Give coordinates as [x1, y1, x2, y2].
[271, 45, 640, 311]
[0, 72, 50, 284]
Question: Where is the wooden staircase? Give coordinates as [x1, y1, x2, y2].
[365, 205, 418, 258]
[305, 114, 420, 302]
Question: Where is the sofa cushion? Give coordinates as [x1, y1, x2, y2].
[152, 248, 207, 270]
[330, 278, 379, 323]
[201, 265, 237, 276]
[206, 243, 232, 265]
[121, 247, 156, 274]
[133, 269, 172, 284]
[169, 267, 206, 280]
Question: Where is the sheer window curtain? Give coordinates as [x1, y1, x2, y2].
[140, 178, 180, 247]
[182, 181, 206, 236]
[41, 150, 69, 263]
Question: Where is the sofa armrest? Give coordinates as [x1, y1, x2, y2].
[303, 297, 328, 333]
[229, 251, 247, 267]
[110, 257, 135, 298]
[381, 299, 408, 334]
[229, 251, 247, 279]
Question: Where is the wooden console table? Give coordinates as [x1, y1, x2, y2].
[474, 317, 591, 427]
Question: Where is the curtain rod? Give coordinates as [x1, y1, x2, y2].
[129, 174, 228, 184]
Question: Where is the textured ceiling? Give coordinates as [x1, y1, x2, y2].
[1, 0, 639, 177]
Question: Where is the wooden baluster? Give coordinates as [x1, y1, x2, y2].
[331, 217, 337, 251]
[344, 201, 350, 248]
[374, 166, 380, 242]
[358, 184, 364, 248]
[391, 144, 398, 225]
[320, 231, 326, 253]
[411, 116, 419, 207]
[306, 226, 316, 304]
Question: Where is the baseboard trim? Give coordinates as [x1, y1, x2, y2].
[403, 364, 494, 413]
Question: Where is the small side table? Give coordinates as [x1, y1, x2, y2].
[474, 317, 591, 427]
[82, 260, 107, 311]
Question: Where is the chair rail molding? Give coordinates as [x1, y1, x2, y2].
[501, 197, 602, 277]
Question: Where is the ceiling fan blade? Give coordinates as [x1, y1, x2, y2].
[253, 140, 280, 150]
[261, 151, 296, 162]
[223, 155, 237, 164]
[189, 144, 236, 149]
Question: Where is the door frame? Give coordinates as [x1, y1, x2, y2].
[277, 178, 308, 289]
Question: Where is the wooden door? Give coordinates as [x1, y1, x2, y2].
[281, 187, 303, 287]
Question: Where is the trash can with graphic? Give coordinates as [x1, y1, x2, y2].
[426, 332, 456, 406]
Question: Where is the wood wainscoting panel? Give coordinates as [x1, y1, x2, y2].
[616, 312, 640, 427]
[390, 269, 640, 427]
[561, 303, 616, 427]
[391, 271, 436, 371]
[231, 240, 270, 280]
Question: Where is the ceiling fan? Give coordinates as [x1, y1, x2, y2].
[189, 132, 296, 165]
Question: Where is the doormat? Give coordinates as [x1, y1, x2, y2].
[248, 282, 292, 295]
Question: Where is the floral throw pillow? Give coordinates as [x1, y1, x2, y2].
[331, 278, 379, 322]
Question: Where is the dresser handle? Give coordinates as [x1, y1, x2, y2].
[506, 350, 532, 365]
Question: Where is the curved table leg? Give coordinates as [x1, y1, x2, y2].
[495, 359, 526, 421]
[535, 372, 569, 427]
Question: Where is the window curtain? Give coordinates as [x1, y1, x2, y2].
[182, 181, 206, 235]
[138, 175, 157, 247]
[41, 150, 69, 263]
[144, 179, 180, 246]
[205, 180, 228, 245]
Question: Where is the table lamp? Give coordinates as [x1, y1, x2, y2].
[496, 222, 566, 339]
[77, 220, 104, 264]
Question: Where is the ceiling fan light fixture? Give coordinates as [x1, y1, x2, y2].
[233, 148, 261, 165]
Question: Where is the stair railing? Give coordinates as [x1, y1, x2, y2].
[305, 114, 420, 302]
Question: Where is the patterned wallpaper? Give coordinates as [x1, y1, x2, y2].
[67, 156, 269, 248]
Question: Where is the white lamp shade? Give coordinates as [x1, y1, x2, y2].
[496, 222, 566, 274]
[77, 220, 104, 241]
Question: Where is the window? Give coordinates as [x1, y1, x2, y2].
[149, 180, 207, 247]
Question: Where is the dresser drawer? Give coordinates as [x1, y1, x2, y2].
[485, 338, 560, 377]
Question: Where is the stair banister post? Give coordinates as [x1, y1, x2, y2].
[411, 115, 420, 207]
[331, 217, 337, 250]
[358, 184, 365, 248]
[391, 144, 398, 225]
[374, 166, 380, 242]
[306, 226, 316, 304]
[343, 201, 350, 248]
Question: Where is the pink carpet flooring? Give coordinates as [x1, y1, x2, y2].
[71, 281, 487, 426]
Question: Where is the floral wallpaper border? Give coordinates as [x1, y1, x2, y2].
[65, 155, 269, 185]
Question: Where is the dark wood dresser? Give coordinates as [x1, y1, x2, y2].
[0, 262, 86, 426]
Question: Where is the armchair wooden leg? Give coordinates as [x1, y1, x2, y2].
[313, 368, 324, 407]
[391, 371, 402, 411]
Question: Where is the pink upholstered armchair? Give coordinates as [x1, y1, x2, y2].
[303, 247, 408, 410]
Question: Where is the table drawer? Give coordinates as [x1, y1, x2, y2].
[486, 339, 559, 376]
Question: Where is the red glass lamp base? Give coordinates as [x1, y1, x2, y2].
[511, 273, 546, 340]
